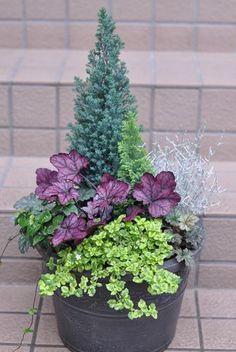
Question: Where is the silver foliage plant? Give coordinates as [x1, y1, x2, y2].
[150, 133, 223, 215]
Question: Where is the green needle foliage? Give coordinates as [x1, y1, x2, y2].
[39, 215, 180, 320]
[118, 112, 154, 185]
[67, 8, 136, 184]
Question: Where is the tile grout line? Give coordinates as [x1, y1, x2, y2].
[3, 18, 236, 26]
[64, 0, 69, 49]
[22, 0, 27, 48]
[29, 297, 43, 352]
[7, 50, 26, 156]
[194, 50, 204, 151]
[55, 86, 61, 152]
[108, 0, 113, 15]
[55, 50, 70, 152]
[149, 0, 157, 151]
[5, 81, 236, 90]
[193, 0, 200, 51]
[194, 289, 204, 352]
[149, 87, 155, 151]
[0, 157, 12, 189]
[150, 0, 156, 51]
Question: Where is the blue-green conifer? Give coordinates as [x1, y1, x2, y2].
[67, 8, 136, 184]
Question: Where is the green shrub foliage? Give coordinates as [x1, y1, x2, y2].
[67, 8, 136, 184]
[39, 216, 180, 319]
[118, 111, 154, 184]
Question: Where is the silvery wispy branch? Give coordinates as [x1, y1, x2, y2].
[150, 133, 224, 215]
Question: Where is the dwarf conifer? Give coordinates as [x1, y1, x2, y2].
[118, 112, 153, 185]
[67, 8, 136, 184]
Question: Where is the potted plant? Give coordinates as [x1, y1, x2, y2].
[9, 8, 221, 352]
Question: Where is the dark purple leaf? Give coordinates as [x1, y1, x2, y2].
[47, 180, 79, 205]
[36, 168, 58, 185]
[83, 202, 113, 232]
[82, 201, 100, 220]
[35, 168, 58, 201]
[133, 172, 181, 217]
[92, 174, 130, 208]
[124, 206, 145, 222]
[50, 150, 89, 183]
[52, 213, 87, 246]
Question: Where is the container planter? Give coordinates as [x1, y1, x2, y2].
[39, 245, 202, 352]
[10, 7, 220, 352]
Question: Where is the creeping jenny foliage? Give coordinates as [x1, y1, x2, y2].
[118, 112, 154, 185]
[39, 216, 180, 319]
[67, 8, 136, 184]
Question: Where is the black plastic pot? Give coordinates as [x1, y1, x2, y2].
[39, 245, 202, 352]
[54, 267, 186, 352]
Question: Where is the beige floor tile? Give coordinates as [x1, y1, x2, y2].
[169, 318, 200, 349]
[202, 318, 236, 349]
[201, 218, 236, 261]
[121, 51, 153, 86]
[213, 161, 236, 173]
[41, 296, 55, 314]
[0, 346, 29, 351]
[198, 263, 236, 289]
[0, 188, 34, 211]
[180, 289, 196, 317]
[36, 315, 63, 345]
[199, 289, 236, 318]
[14, 50, 65, 84]
[155, 52, 200, 87]
[0, 284, 38, 312]
[206, 191, 236, 216]
[0, 313, 34, 343]
[60, 50, 88, 84]
[13, 129, 57, 157]
[4, 167, 37, 188]
[0, 156, 9, 178]
[198, 53, 236, 87]
[0, 49, 23, 83]
[0, 214, 40, 258]
[0, 259, 42, 284]
[11, 157, 51, 169]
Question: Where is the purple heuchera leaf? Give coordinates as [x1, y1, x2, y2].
[124, 205, 145, 222]
[92, 173, 130, 208]
[35, 168, 58, 201]
[50, 150, 89, 183]
[46, 180, 79, 205]
[52, 213, 87, 246]
[133, 172, 181, 217]
[82, 202, 113, 232]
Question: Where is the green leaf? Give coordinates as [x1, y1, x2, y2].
[63, 203, 78, 216]
[18, 235, 30, 254]
[32, 234, 45, 246]
[79, 186, 96, 202]
[27, 223, 41, 236]
[38, 210, 52, 224]
[24, 328, 33, 334]
[17, 213, 29, 228]
[28, 308, 37, 316]
[14, 193, 44, 214]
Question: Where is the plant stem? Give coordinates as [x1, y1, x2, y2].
[0, 233, 20, 263]
[12, 282, 39, 352]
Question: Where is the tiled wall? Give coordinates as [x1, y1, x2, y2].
[1, 0, 236, 51]
[1, 50, 236, 158]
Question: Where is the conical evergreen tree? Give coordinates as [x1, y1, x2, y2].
[67, 8, 136, 184]
[118, 112, 154, 185]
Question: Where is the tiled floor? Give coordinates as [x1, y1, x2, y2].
[0, 287, 236, 351]
[0, 157, 236, 351]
